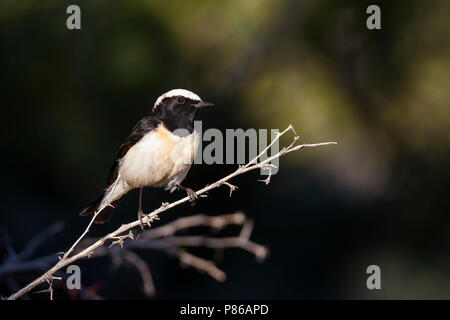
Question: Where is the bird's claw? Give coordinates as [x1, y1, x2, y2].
[186, 188, 198, 206]
[137, 210, 145, 231]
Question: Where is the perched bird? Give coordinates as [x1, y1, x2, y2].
[79, 89, 213, 226]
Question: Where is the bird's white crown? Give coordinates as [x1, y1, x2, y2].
[154, 89, 202, 109]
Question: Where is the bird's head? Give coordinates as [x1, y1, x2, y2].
[152, 89, 213, 121]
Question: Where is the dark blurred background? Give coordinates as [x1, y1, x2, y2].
[1, 0, 450, 299]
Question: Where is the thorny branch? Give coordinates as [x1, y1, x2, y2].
[4, 125, 336, 300]
[1, 212, 266, 299]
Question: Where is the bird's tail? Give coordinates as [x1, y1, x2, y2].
[79, 195, 120, 224]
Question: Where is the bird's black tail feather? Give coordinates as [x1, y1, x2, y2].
[79, 195, 120, 224]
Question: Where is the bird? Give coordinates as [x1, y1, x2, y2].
[79, 89, 213, 226]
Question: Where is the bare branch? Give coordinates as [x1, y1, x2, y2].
[1, 212, 263, 299]
[178, 251, 226, 282]
[143, 212, 246, 239]
[120, 250, 155, 297]
[149, 234, 268, 261]
[18, 222, 64, 261]
[126, 214, 268, 262]
[6, 125, 336, 300]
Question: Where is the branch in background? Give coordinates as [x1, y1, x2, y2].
[119, 250, 155, 296]
[86, 212, 267, 292]
[18, 222, 64, 262]
[1, 212, 266, 299]
[0, 222, 64, 278]
[178, 252, 226, 282]
[5, 125, 336, 300]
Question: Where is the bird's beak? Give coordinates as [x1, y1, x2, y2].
[194, 101, 214, 109]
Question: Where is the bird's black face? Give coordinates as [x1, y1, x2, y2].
[153, 95, 213, 134]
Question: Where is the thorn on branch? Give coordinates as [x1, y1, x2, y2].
[56, 252, 65, 260]
[87, 250, 96, 259]
[160, 202, 169, 209]
[109, 231, 134, 248]
[257, 164, 276, 185]
[140, 212, 161, 230]
[33, 276, 62, 300]
[288, 124, 297, 136]
[222, 182, 238, 197]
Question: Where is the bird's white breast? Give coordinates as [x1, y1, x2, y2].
[119, 124, 199, 190]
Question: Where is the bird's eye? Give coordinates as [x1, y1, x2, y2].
[177, 97, 185, 104]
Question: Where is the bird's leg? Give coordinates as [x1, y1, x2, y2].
[137, 187, 145, 230]
[177, 184, 198, 206]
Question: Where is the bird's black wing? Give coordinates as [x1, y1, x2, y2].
[79, 115, 160, 223]
[106, 115, 161, 186]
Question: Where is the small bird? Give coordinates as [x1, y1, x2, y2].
[79, 89, 213, 226]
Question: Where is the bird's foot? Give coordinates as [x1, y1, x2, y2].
[137, 209, 146, 231]
[133, 210, 148, 240]
[176, 184, 198, 206]
[185, 188, 198, 206]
